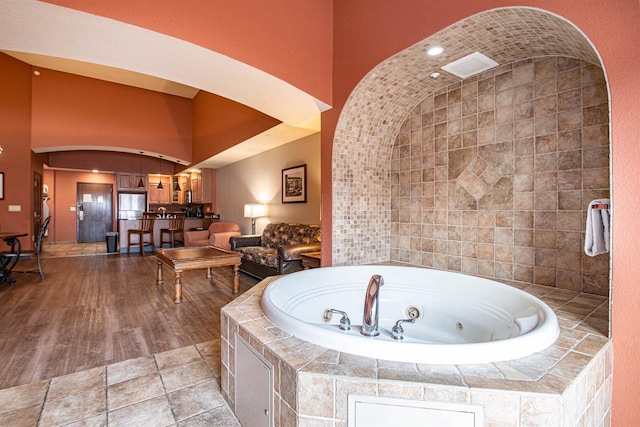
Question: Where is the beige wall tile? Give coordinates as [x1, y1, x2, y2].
[387, 56, 609, 294]
[471, 390, 519, 426]
[297, 375, 334, 418]
[521, 395, 562, 427]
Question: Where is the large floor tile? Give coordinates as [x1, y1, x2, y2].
[169, 380, 226, 421]
[0, 380, 48, 414]
[40, 388, 106, 426]
[107, 355, 157, 386]
[107, 372, 164, 411]
[108, 395, 175, 427]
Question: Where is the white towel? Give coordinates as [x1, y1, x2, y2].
[584, 199, 610, 257]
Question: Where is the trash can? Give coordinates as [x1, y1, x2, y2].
[105, 232, 118, 253]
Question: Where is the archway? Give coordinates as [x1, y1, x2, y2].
[332, 7, 610, 300]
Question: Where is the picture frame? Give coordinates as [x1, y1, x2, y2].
[282, 165, 307, 203]
[0, 172, 4, 200]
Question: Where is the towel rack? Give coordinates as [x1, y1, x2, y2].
[590, 203, 609, 210]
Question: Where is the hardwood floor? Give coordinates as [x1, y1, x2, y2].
[0, 253, 259, 390]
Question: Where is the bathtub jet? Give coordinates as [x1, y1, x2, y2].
[261, 265, 560, 365]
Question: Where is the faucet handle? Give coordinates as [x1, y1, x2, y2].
[323, 309, 351, 331]
[391, 318, 415, 341]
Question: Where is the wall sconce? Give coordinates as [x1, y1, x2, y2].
[244, 203, 265, 235]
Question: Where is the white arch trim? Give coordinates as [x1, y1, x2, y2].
[0, 0, 329, 128]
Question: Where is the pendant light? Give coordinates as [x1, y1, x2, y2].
[157, 156, 164, 190]
[173, 159, 182, 191]
[137, 151, 145, 188]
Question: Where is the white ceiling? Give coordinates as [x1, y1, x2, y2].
[0, 0, 327, 169]
[2, 50, 200, 99]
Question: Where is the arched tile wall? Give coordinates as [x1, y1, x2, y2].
[332, 7, 609, 296]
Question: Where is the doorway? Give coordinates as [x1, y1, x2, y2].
[77, 183, 113, 243]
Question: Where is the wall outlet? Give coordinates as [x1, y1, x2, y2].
[8, 205, 21, 212]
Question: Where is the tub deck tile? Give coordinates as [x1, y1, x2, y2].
[380, 366, 466, 387]
[222, 278, 613, 426]
[304, 356, 377, 380]
[465, 375, 557, 394]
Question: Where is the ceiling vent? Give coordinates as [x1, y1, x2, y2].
[441, 52, 499, 79]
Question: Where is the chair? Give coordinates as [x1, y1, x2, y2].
[160, 213, 185, 248]
[127, 212, 156, 255]
[6, 215, 51, 278]
[183, 222, 241, 251]
[202, 214, 216, 230]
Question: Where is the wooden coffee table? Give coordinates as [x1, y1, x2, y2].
[155, 246, 242, 303]
[301, 251, 321, 269]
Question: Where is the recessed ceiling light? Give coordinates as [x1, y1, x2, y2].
[92, 169, 99, 173]
[427, 46, 444, 56]
[430, 72, 441, 78]
[34, 70, 40, 76]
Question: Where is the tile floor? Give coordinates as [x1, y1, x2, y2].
[0, 340, 240, 426]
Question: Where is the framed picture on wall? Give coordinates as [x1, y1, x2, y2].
[0, 172, 4, 200]
[282, 165, 306, 203]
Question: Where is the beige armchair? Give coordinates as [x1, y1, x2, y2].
[183, 222, 241, 251]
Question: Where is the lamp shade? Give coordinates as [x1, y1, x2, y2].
[244, 203, 266, 218]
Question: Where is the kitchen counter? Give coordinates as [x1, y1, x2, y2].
[118, 218, 203, 253]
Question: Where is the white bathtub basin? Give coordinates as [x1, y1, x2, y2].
[261, 266, 559, 364]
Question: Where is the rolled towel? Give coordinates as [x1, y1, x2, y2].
[584, 199, 610, 257]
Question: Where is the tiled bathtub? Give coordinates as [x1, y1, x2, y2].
[221, 276, 611, 426]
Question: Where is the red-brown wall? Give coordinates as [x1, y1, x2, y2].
[0, 54, 34, 249]
[31, 69, 193, 162]
[192, 92, 281, 165]
[42, 0, 334, 105]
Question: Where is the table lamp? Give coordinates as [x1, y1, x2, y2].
[244, 203, 265, 235]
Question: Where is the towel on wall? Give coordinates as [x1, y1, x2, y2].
[584, 199, 610, 257]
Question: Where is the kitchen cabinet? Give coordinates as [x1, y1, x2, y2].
[117, 172, 147, 190]
[201, 168, 214, 204]
[191, 173, 202, 203]
[148, 176, 171, 203]
[170, 175, 190, 204]
[171, 177, 181, 203]
[186, 169, 213, 204]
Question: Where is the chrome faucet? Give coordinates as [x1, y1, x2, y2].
[361, 275, 384, 337]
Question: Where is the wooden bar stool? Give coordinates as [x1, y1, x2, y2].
[127, 212, 156, 255]
[160, 213, 185, 248]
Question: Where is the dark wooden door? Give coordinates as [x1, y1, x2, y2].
[77, 183, 113, 243]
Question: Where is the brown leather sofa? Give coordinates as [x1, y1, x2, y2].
[230, 222, 321, 279]
[183, 222, 241, 251]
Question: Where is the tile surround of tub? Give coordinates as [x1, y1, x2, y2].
[221, 279, 612, 427]
[388, 56, 609, 296]
[332, 8, 610, 302]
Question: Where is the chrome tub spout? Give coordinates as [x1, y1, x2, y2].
[361, 274, 384, 337]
